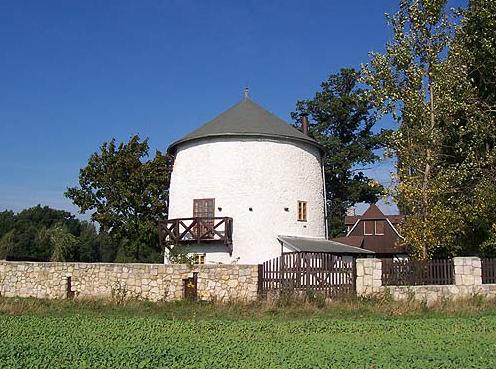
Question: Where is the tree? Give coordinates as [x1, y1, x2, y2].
[0, 230, 16, 260]
[0, 205, 104, 261]
[48, 224, 78, 262]
[443, 0, 496, 256]
[363, 0, 455, 258]
[363, 0, 496, 258]
[65, 135, 172, 262]
[292, 68, 390, 236]
[0, 211, 15, 239]
[461, 0, 496, 107]
[77, 222, 101, 262]
[3, 205, 82, 260]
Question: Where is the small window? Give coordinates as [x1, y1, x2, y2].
[297, 201, 307, 222]
[364, 221, 374, 235]
[193, 253, 206, 264]
[375, 221, 385, 235]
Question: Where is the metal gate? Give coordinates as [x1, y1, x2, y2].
[259, 252, 356, 298]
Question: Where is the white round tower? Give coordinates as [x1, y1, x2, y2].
[166, 97, 326, 264]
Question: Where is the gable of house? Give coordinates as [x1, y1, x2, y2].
[337, 204, 406, 255]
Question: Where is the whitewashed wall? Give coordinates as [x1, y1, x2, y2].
[168, 137, 325, 264]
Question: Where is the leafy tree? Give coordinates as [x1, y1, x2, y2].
[97, 231, 120, 262]
[0, 230, 16, 260]
[2, 205, 82, 260]
[48, 224, 78, 262]
[292, 68, 390, 236]
[363, 0, 455, 258]
[0, 211, 15, 239]
[461, 0, 496, 107]
[65, 135, 172, 262]
[481, 225, 496, 258]
[0, 205, 104, 262]
[363, 0, 496, 258]
[444, 0, 496, 256]
[77, 222, 101, 262]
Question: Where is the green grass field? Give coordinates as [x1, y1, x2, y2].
[1, 298, 495, 368]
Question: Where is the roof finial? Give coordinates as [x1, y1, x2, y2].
[243, 87, 250, 99]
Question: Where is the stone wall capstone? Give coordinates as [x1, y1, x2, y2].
[454, 256, 482, 287]
[356, 258, 382, 296]
[0, 262, 259, 303]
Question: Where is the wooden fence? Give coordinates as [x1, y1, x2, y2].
[482, 258, 496, 284]
[382, 259, 454, 286]
[260, 252, 356, 298]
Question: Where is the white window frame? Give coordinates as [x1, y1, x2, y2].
[193, 253, 206, 265]
[363, 221, 374, 235]
[375, 221, 385, 236]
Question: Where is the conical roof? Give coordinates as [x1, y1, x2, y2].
[168, 98, 321, 154]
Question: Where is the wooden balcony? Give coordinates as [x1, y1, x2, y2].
[159, 217, 233, 254]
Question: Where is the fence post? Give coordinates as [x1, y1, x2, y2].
[356, 258, 382, 296]
[453, 257, 482, 287]
[257, 264, 263, 295]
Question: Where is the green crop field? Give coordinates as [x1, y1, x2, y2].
[1, 311, 496, 368]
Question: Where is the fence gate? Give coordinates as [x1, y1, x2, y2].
[259, 252, 356, 298]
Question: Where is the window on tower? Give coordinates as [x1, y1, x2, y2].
[297, 201, 307, 222]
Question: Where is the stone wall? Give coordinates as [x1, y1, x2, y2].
[454, 256, 482, 286]
[356, 258, 382, 296]
[0, 262, 259, 303]
[356, 257, 496, 305]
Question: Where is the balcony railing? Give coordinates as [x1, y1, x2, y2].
[158, 217, 233, 254]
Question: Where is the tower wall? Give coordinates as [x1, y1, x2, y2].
[167, 137, 325, 264]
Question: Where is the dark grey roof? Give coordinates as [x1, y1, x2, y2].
[168, 98, 321, 154]
[278, 235, 375, 255]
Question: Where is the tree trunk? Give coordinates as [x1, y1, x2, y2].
[420, 77, 436, 259]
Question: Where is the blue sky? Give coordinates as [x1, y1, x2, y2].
[0, 0, 463, 217]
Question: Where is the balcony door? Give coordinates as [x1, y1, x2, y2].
[193, 199, 215, 239]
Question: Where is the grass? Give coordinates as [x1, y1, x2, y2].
[1, 296, 496, 368]
[1, 293, 495, 320]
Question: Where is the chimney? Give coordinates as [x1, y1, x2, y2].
[301, 115, 309, 136]
[346, 207, 356, 216]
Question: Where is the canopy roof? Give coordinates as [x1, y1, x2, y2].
[278, 235, 375, 255]
[168, 98, 321, 154]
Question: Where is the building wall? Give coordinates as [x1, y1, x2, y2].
[168, 137, 325, 264]
[356, 257, 496, 305]
[349, 219, 402, 254]
[0, 262, 259, 303]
